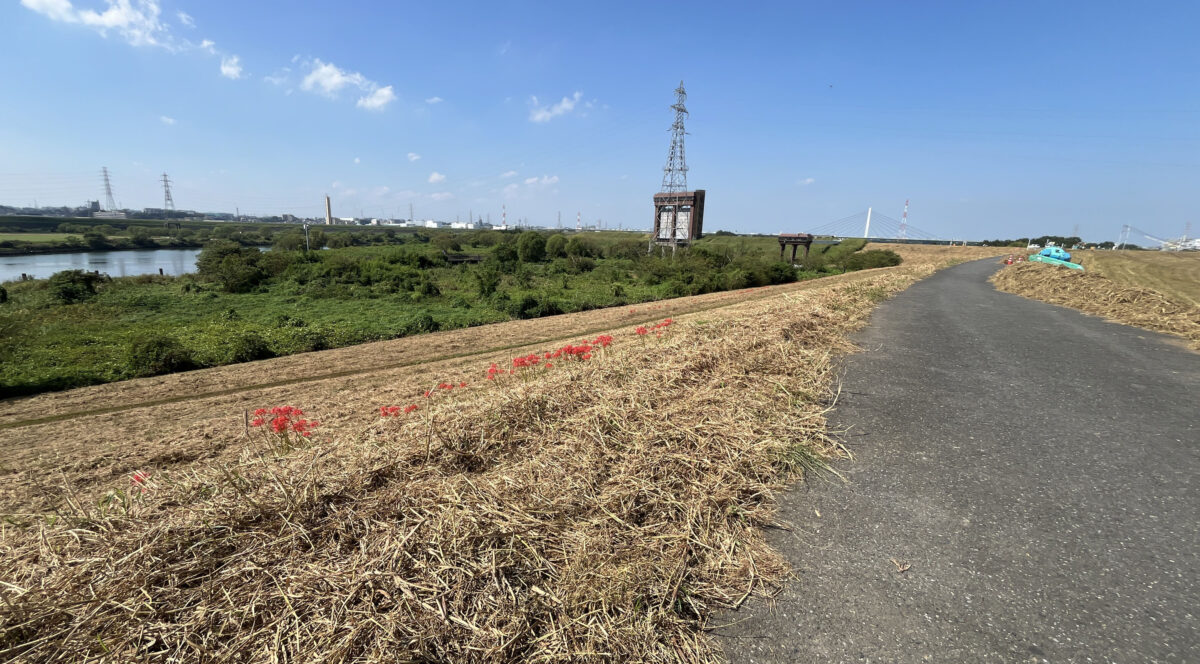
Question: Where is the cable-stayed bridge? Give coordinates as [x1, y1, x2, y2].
[803, 209, 942, 242]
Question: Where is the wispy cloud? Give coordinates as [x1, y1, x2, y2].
[798, 177, 815, 186]
[263, 67, 289, 86]
[300, 58, 395, 111]
[428, 171, 446, 184]
[424, 96, 443, 104]
[219, 55, 243, 79]
[500, 170, 518, 178]
[357, 85, 395, 111]
[159, 115, 175, 125]
[503, 183, 520, 198]
[176, 10, 192, 27]
[498, 40, 511, 55]
[21, 0, 171, 48]
[407, 152, 421, 162]
[199, 38, 215, 54]
[354, 157, 360, 164]
[529, 91, 583, 123]
[525, 175, 559, 186]
[431, 192, 453, 201]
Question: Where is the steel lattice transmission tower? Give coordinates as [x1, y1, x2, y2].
[161, 172, 175, 211]
[660, 81, 689, 193]
[101, 167, 117, 211]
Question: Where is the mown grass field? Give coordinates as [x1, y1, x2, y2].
[0, 245, 1012, 662]
[1076, 250, 1200, 307]
[0, 233, 76, 243]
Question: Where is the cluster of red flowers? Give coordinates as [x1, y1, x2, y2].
[250, 406, 319, 437]
[381, 404, 419, 417]
[130, 470, 151, 494]
[488, 334, 617, 380]
[635, 318, 674, 338]
[424, 381, 468, 397]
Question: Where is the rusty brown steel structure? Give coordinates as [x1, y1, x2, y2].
[651, 190, 706, 253]
[778, 233, 814, 263]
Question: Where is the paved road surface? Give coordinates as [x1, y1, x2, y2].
[714, 259, 1199, 663]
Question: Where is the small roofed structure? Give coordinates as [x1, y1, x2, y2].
[778, 233, 814, 263]
[650, 189, 705, 252]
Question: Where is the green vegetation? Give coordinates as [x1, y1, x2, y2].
[0, 230, 890, 397]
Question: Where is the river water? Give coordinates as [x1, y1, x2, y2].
[0, 248, 204, 283]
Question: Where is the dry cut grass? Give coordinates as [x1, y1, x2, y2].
[1076, 250, 1200, 308]
[0, 267, 935, 663]
[991, 261, 1200, 350]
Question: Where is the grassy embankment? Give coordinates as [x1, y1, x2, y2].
[991, 253, 1200, 350]
[1077, 250, 1200, 307]
[0, 250, 978, 662]
[0, 233, 883, 397]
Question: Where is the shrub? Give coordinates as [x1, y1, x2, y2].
[48, 269, 107, 303]
[197, 241, 266, 293]
[565, 235, 595, 258]
[841, 249, 902, 271]
[226, 332, 274, 363]
[0, 285, 6, 304]
[127, 334, 195, 377]
[545, 234, 567, 258]
[517, 231, 547, 263]
[403, 312, 439, 335]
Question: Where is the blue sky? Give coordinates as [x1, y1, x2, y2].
[2, 1, 1197, 241]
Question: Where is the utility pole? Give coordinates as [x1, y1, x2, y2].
[864, 207, 872, 238]
[325, 195, 332, 225]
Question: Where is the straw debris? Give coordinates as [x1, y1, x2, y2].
[2, 268, 934, 662]
[991, 261, 1200, 350]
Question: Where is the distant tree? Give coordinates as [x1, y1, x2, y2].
[196, 240, 265, 293]
[545, 233, 567, 258]
[712, 229, 736, 236]
[517, 231, 546, 262]
[472, 265, 502, 296]
[565, 235, 595, 258]
[432, 234, 461, 253]
[327, 233, 352, 249]
[82, 231, 111, 250]
[274, 232, 306, 251]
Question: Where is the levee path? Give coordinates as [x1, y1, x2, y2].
[715, 258, 1199, 662]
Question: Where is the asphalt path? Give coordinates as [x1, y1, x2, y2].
[714, 258, 1199, 663]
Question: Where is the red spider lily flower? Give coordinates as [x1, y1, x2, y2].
[254, 408, 268, 416]
[545, 362, 554, 369]
[424, 390, 432, 398]
[635, 326, 648, 336]
[459, 381, 467, 388]
[404, 404, 419, 413]
[250, 417, 264, 427]
[581, 353, 592, 360]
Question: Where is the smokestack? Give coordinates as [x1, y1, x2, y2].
[325, 195, 332, 225]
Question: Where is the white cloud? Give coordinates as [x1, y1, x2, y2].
[431, 192, 453, 201]
[300, 58, 394, 111]
[356, 85, 395, 111]
[424, 96, 443, 104]
[354, 157, 360, 164]
[22, 0, 172, 48]
[799, 177, 815, 186]
[301, 59, 366, 97]
[159, 115, 175, 125]
[500, 170, 517, 178]
[529, 91, 583, 123]
[526, 175, 559, 186]
[176, 10, 192, 27]
[199, 38, 215, 53]
[502, 183, 520, 198]
[523, 177, 538, 185]
[407, 152, 421, 162]
[428, 171, 445, 184]
[219, 55, 243, 79]
[263, 68, 289, 86]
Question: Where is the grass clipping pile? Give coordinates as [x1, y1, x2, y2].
[992, 261, 1200, 350]
[1, 270, 926, 663]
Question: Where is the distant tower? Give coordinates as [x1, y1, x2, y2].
[899, 199, 909, 239]
[502, 204, 507, 227]
[577, 211, 582, 231]
[101, 167, 117, 211]
[409, 202, 414, 222]
[660, 81, 689, 193]
[557, 211, 562, 228]
[325, 194, 332, 225]
[161, 172, 175, 211]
